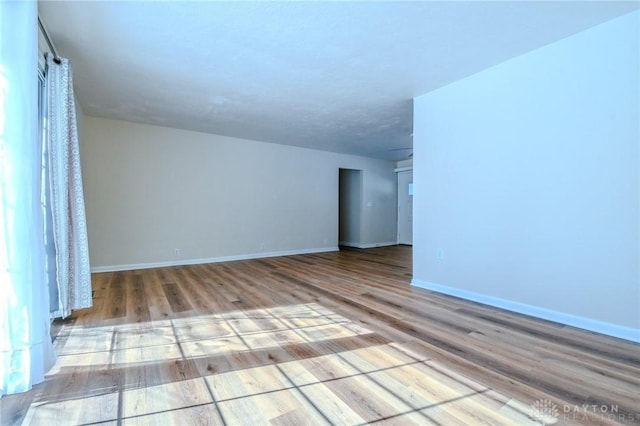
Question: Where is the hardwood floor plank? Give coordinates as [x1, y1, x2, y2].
[105, 272, 127, 319]
[127, 273, 151, 324]
[162, 281, 192, 313]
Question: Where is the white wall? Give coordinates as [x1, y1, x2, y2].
[413, 11, 639, 340]
[82, 117, 397, 270]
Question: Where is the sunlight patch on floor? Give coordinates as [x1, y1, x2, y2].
[22, 303, 539, 425]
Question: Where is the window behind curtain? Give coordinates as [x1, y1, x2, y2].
[38, 61, 58, 314]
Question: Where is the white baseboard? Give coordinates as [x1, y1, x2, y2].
[91, 247, 339, 273]
[338, 241, 360, 248]
[339, 241, 398, 249]
[411, 279, 639, 343]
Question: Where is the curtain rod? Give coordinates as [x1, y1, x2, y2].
[37, 16, 61, 64]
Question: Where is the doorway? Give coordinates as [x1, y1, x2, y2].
[338, 169, 362, 247]
[397, 170, 413, 245]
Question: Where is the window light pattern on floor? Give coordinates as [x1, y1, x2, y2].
[21, 303, 537, 425]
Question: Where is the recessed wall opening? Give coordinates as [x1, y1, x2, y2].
[338, 168, 363, 248]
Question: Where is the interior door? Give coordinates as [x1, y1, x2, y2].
[397, 170, 413, 245]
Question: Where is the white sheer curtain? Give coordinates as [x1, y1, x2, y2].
[0, 1, 56, 397]
[46, 56, 92, 319]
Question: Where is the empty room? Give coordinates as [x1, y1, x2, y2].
[1, 1, 638, 425]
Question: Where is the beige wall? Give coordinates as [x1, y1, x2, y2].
[82, 117, 397, 270]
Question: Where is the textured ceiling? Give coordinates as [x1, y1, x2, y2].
[39, 1, 638, 161]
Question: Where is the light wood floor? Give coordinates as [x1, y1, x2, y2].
[2, 246, 638, 425]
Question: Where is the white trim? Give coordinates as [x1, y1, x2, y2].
[394, 166, 413, 173]
[338, 241, 360, 248]
[411, 279, 640, 343]
[339, 241, 398, 249]
[91, 247, 339, 273]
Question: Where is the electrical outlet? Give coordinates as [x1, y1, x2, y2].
[174, 248, 181, 257]
[436, 247, 444, 260]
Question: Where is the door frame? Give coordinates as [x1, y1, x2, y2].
[395, 168, 413, 245]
